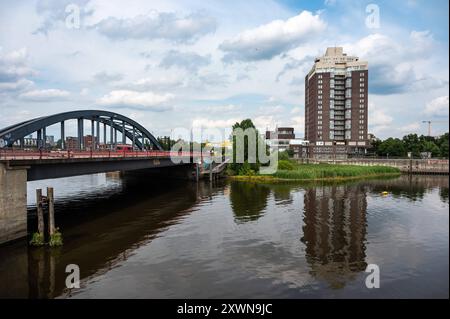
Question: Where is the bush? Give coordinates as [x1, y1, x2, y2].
[49, 229, 63, 247]
[272, 164, 400, 180]
[277, 151, 290, 161]
[278, 160, 295, 170]
[29, 232, 45, 246]
[238, 162, 256, 176]
[226, 167, 236, 176]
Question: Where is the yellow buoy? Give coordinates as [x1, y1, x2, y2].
[381, 191, 389, 196]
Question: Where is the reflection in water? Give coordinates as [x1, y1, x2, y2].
[301, 184, 368, 289]
[0, 173, 448, 298]
[369, 175, 449, 202]
[1, 173, 221, 298]
[440, 187, 449, 203]
[229, 182, 270, 222]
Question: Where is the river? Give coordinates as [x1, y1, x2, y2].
[0, 173, 448, 298]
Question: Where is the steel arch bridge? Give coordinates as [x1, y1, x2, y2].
[0, 110, 163, 150]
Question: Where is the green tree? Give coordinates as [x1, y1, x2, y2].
[368, 136, 382, 155]
[402, 134, 421, 157]
[436, 132, 449, 158]
[157, 136, 176, 151]
[421, 140, 440, 157]
[230, 119, 263, 175]
[377, 138, 406, 157]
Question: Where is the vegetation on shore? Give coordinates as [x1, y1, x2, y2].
[370, 133, 448, 158]
[227, 148, 400, 182]
[272, 162, 400, 180]
[229, 162, 400, 183]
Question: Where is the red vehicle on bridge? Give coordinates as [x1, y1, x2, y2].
[115, 144, 134, 152]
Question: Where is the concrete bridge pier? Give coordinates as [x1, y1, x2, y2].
[0, 163, 28, 245]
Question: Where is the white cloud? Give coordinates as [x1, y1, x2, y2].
[0, 79, 34, 92]
[253, 115, 276, 131]
[259, 105, 284, 115]
[0, 48, 36, 93]
[219, 11, 326, 62]
[33, 0, 92, 35]
[290, 107, 302, 114]
[93, 11, 216, 43]
[19, 89, 70, 101]
[399, 122, 421, 133]
[192, 117, 239, 129]
[290, 116, 305, 135]
[96, 90, 174, 111]
[159, 50, 211, 72]
[424, 96, 449, 117]
[126, 76, 184, 91]
[93, 71, 124, 83]
[369, 106, 394, 135]
[370, 108, 393, 126]
[203, 104, 238, 113]
[346, 32, 446, 95]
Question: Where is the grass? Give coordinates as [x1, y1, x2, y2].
[229, 163, 400, 183]
[273, 164, 400, 180]
[49, 229, 63, 247]
[29, 232, 45, 246]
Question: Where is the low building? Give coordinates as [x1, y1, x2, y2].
[23, 136, 37, 148]
[83, 135, 98, 151]
[265, 127, 296, 152]
[289, 139, 309, 159]
[46, 135, 55, 147]
[65, 136, 79, 150]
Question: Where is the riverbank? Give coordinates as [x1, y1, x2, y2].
[228, 163, 401, 183]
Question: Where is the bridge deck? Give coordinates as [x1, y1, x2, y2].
[0, 149, 198, 161]
[0, 149, 207, 181]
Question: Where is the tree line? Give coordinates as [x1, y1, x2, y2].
[369, 133, 449, 158]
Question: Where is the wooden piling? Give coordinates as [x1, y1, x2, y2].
[36, 189, 44, 235]
[209, 162, 213, 182]
[47, 187, 55, 236]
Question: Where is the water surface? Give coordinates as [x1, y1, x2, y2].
[0, 173, 448, 298]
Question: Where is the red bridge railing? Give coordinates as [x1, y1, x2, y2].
[0, 149, 205, 161]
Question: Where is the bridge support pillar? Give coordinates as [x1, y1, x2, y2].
[0, 163, 28, 245]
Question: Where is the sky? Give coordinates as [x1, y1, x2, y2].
[0, 0, 448, 141]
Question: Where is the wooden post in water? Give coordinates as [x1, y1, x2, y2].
[36, 189, 44, 235]
[209, 162, 213, 182]
[196, 163, 199, 182]
[47, 187, 55, 236]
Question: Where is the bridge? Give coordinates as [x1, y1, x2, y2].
[0, 110, 220, 245]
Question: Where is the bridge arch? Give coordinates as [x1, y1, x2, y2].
[0, 110, 163, 150]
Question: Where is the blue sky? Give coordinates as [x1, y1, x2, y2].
[0, 0, 448, 140]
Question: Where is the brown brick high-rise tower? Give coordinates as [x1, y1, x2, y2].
[305, 47, 368, 157]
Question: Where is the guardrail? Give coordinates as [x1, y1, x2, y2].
[0, 149, 206, 161]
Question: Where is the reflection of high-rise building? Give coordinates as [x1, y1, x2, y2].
[301, 184, 368, 288]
